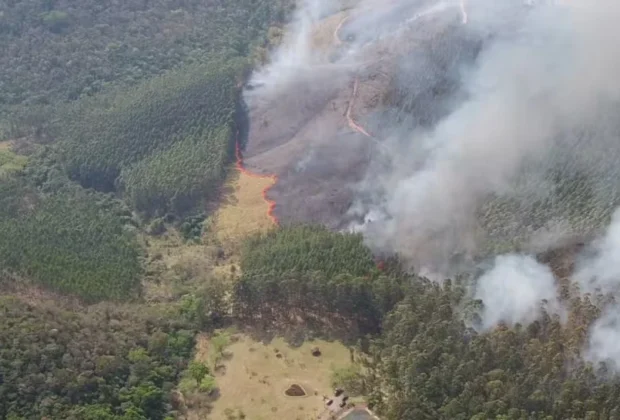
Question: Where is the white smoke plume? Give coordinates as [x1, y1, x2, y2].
[574, 208, 620, 371]
[248, 0, 349, 100]
[587, 305, 620, 371]
[575, 208, 620, 296]
[243, 0, 620, 276]
[473, 254, 562, 330]
[356, 0, 620, 274]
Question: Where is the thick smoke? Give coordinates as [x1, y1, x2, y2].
[575, 208, 620, 296]
[244, 0, 620, 275]
[354, 0, 620, 274]
[473, 254, 562, 330]
[587, 306, 620, 371]
[575, 209, 620, 370]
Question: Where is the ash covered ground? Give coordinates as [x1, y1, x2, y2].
[241, 0, 620, 274]
[243, 0, 478, 228]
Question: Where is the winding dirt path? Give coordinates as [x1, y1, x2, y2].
[334, 14, 374, 138]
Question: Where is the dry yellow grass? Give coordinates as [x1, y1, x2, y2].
[191, 334, 353, 420]
[212, 171, 275, 248]
[0, 140, 12, 150]
[142, 168, 279, 298]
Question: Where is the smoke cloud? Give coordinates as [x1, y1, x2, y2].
[243, 0, 620, 371]
[473, 254, 562, 330]
[575, 208, 620, 296]
[587, 305, 620, 372]
[353, 0, 620, 274]
[575, 208, 620, 370]
[243, 0, 620, 276]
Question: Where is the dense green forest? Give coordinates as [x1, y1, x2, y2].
[241, 225, 377, 277]
[0, 0, 292, 417]
[235, 226, 402, 334]
[363, 282, 620, 420]
[0, 296, 199, 420]
[0, 0, 292, 298]
[57, 61, 237, 187]
[120, 126, 231, 217]
[0, 0, 292, 124]
[0, 177, 142, 302]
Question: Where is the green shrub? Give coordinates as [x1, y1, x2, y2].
[331, 365, 365, 397]
[199, 375, 217, 394]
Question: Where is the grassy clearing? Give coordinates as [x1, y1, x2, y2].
[212, 171, 275, 251]
[193, 333, 354, 420]
[141, 228, 226, 302]
[141, 166, 278, 300]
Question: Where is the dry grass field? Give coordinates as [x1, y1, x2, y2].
[212, 171, 276, 248]
[190, 333, 354, 420]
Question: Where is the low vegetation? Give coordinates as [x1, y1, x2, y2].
[0, 146, 27, 178]
[212, 170, 277, 250]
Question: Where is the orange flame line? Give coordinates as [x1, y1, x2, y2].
[234, 133, 279, 226]
[347, 77, 373, 138]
